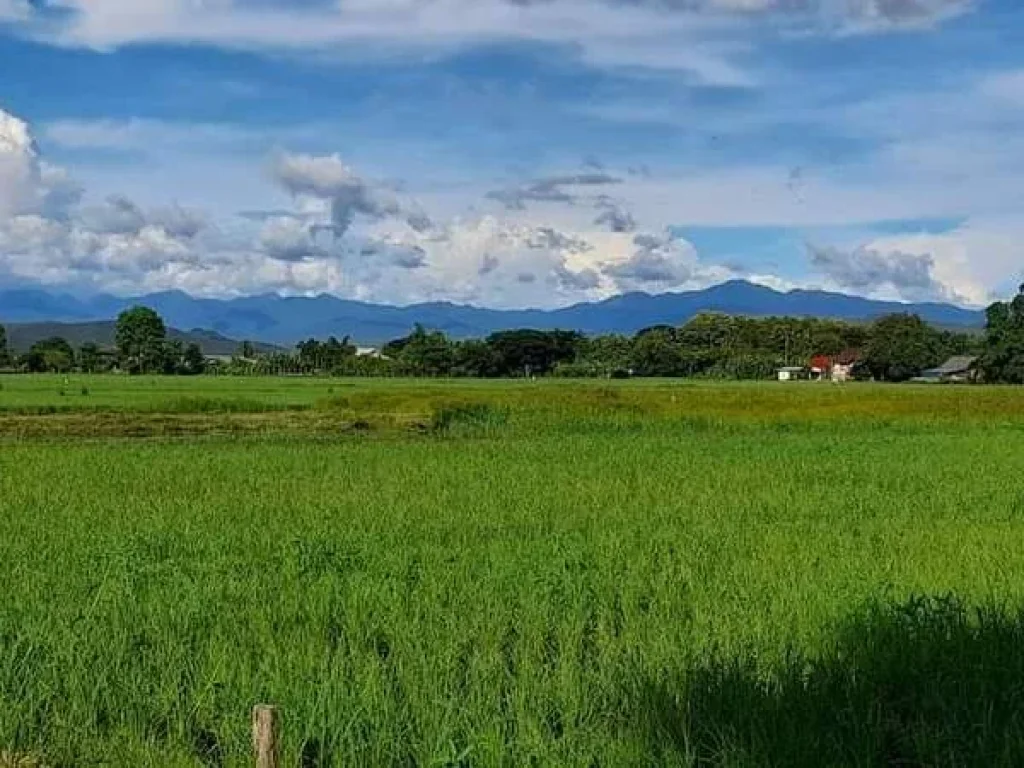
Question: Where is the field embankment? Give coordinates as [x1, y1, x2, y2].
[3, 375, 1024, 438]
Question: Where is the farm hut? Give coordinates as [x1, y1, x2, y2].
[808, 349, 862, 382]
[831, 349, 862, 383]
[809, 355, 832, 381]
[917, 356, 979, 384]
[777, 366, 806, 382]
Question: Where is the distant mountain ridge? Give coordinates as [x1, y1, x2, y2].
[0, 281, 985, 346]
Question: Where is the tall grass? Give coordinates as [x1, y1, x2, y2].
[1, 382, 1024, 764]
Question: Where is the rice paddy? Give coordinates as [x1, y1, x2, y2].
[1, 376, 1024, 766]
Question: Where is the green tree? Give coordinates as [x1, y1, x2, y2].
[485, 329, 583, 377]
[296, 338, 322, 372]
[116, 306, 168, 374]
[979, 284, 1024, 383]
[452, 339, 499, 377]
[0, 324, 9, 367]
[182, 343, 207, 375]
[565, 334, 634, 377]
[395, 324, 455, 376]
[163, 339, 184, 374]
[863, 313, 943, 382]
[324, 336, 357, 372]
[631, 327, 685, 377]
[24, 337, 75, 373]
[79, 342, 102, 373]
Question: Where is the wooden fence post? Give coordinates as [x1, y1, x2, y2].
[252, 704, 280, 768]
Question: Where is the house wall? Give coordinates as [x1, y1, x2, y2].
[832, 364, 853, 382]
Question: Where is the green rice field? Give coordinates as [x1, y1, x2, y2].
[2, 376, 1024, 766]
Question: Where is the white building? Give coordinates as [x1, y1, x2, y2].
[777, 366, 805, 382]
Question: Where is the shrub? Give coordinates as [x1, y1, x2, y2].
[431, 401, 508, 433]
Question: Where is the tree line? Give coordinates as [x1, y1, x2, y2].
[0, 307, 206, 375]
[2, 284, 1024, 382]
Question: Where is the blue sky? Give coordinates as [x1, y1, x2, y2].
[1, 0, 1023, 308]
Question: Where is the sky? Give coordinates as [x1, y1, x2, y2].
[0, 0, 1022, 309]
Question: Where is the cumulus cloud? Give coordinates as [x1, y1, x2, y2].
[5, 103, 1009, 310]
[526, 227, 594, 255]
[79, 194, 147, 235]
[554, 262, 602, 291]
[360, 238, 429, 269]
[2, 106, 463, 300]
[0, 107, 213, 290]
[849, 220, 1024, 306]
[36, 163, 84, 220]
[479, 253, 500, 276]
[0, 109, 43, 218]
[361, 215, 672, 308]
[271, 152, 432, 237]
[0, 213, 199, 280]
[594, 198, 637, 233]
[258, 216, 327, 263]
[72, 194, 207, 240]
[0, 105, 769, 306]
[389, 246, 428, 269]
[150, 204, 207, 240]
[603, 232, 701, 288]
[272, 152, 358, 200]
[808, 242, 958, 302]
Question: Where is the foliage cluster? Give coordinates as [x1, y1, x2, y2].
[0, 302, 991, 381]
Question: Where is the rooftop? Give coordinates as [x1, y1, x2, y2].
[924, 356, 978, 376]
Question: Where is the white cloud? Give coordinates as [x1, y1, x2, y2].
[357, 215, 611, 307]
[272, 153, 358, 199]
[0, 213, 199, 285]
[0, 108, 213, 290]
[257, 215, 327, 262]
[9, 0, 970, 84]
[855, 220, 1024, 306]
[149, 204, 207, 239]
[19, 0, 745, 84]
[0, 110, 39, 218]
[358, 216, 736, 308]
[11, 107, 713, 305]
[808, 242, 957, 303]
[4, 101, 1020, 309]
[78, 194, 147, 235]
[271, 151, 432, 237]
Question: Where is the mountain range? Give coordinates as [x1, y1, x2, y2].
[0, 281, 985, 347]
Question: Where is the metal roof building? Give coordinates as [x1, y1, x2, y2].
[918, 356, 979, 383]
